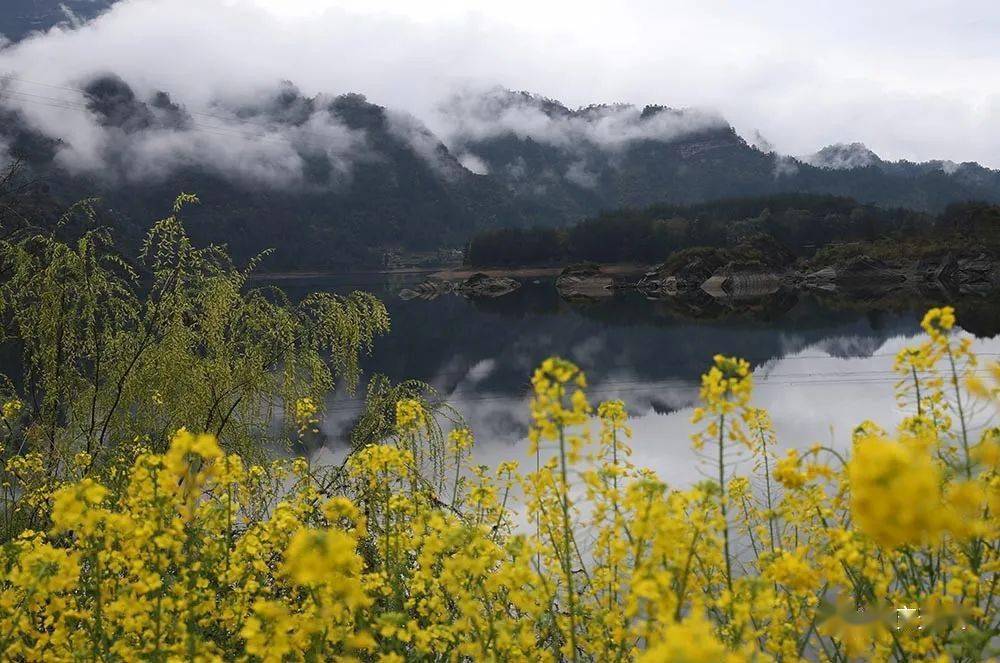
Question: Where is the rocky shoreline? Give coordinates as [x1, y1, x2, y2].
[399, 247, 1000, 305]
[399, 273, 522, 300]
[632, 250, 1000, 300]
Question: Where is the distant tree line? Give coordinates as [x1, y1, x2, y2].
[464, 193, 996, 266]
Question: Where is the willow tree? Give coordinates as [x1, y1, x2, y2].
[0, 194, 389, 479]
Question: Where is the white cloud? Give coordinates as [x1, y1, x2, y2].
[801, 143, 880, 170]
[113, 107, 366, 187]
[565, 160, 598, 189]
[457, 152, 489, 175]
[1, 0, 999, 169]
[438, 87, 726, 152]
[58, 4, 86, 28]
[2, 74, 370, 187]
[385, 108, 467, 180]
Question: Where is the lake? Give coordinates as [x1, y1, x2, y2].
[271, 273, 1000, 487]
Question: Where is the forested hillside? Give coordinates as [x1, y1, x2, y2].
[465, 194, 953, 266]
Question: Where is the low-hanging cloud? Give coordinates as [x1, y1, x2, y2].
[564, 160, 599, 189]
[456, 152, 489, 175]
[800, 143, 880, 170]
[0, 28, 729, 190]
[438, 87, 727, 153]
[0, 72, 370, 188]
[1, 0, 999, 182]
[385, 108, 469, 181]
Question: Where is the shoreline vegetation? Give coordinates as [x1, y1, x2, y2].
[464, 193, 985, 268]
[389, 194, 1000, 312]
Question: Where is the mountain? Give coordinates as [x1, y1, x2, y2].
[4, 80, 1000, 269]
[453, 90, 1000, 222]
[441, 90, 760, 226]
[1, 77, 528, 268]
[0, 0, 118, 42]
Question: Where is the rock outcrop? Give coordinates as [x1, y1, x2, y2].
[638, 236, 795, 299]
[637, 248, 730, 297]
[555, 263, 614, 299]
[947, 253, 1000, 293]
[702, 271, 784, 299]
[801, 250, 1000, 295]
[799, 254, 906, 294]
[398, 278, 454, 300]
[401, 273, 521, 300]
[456, 273, 521, 298]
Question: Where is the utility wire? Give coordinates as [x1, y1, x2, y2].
[322, 365, 1000, 414]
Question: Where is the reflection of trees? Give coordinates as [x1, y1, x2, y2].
[953, 292, 1000, 338]
[276, 275, 997, 416]
[464, 282, 565, 317]
[357, 287, 920, 398]
[809, 286, 1000, 338]
[561, 288, 802, 326]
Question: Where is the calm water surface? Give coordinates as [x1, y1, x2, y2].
[273, 273, 1000, 486]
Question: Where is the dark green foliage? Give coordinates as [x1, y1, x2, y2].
[939, 201, 1000, 236]
[467, 193, 938, 266]
[465, 227, 566, 266]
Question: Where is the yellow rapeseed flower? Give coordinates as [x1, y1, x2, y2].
[848, 434, 943, 548]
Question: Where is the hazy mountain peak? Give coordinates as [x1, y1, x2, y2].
[802, 142, 882, 170]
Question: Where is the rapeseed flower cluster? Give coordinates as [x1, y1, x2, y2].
[0, 309, 997, 660]
[294, 397, 321, 435]
[2, 399, 22, 422]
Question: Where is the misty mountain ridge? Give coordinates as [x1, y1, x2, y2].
[5, 74, 1000, 269]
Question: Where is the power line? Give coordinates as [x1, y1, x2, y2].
[363, 352, 1000, 385]
[321, 365, 1000, 415]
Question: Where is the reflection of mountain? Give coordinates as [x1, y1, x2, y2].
[278, 277, 926, 404]
[812, 334, 886, 359]
[806, 288, 1000, 338]
[286, 274, 1000, 453]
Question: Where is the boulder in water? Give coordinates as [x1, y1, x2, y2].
[399, 277, 454, 300]
[457, 273, 521, 298]
[555, 263, 614, 299]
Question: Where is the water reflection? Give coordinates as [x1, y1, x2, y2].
[268, 274, 999, 486]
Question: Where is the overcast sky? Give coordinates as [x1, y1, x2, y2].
[4, 0, 1000, 165]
